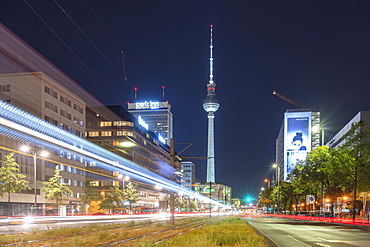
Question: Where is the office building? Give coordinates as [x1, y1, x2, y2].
[326, 111, 370, 148]
[276, 109, 320, 181]
[181, 161, 195, 189]
[127, 101, 173, 145]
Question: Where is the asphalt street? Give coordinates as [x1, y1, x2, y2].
[245, 215, 370, 247]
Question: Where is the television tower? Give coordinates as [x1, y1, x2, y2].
[203, 25, 220, 183]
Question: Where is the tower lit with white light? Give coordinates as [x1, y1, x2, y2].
[203, 25, 220, 183]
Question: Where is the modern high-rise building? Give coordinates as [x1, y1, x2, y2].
[127, 101, 173, 145]
[181, 161, 195, 189]
[203, 25, 220, 183]
[326, 111, 370, 148]
[276, 109, 320, 181]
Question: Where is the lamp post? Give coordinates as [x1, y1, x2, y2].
[155, 184, 162, 213]
[21, 146, 48, 214]
[273, 164, 280, 213]
[117, 174, 130, 194]
[118, 174, 130, 213]
[264, 179, 270, 190]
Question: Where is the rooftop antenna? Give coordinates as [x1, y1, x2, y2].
[162, 86, 165, 100]
[134, 87, 138, 100]
[209, 24, 214, 85]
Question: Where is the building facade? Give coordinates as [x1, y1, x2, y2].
[127, 101, 173, 145]
[181, 161, 195, 189]
[276, 109, 321, 181]
[326, 111, 370, 148]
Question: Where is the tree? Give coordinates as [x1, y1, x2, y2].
[99, 184, 122, 214]
[42, 165, 72, 215]
[80, 181, 100, 214]
[123, 182, 139, 214]
[0, 152, 30, 216]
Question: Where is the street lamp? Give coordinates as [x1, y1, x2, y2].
[118, 174, 130, 212]
[155, 184, 162, 213]
[117, 174, 130, 193]
[20, 145, 48, 214]
[264, 179, 270, 189]
[273, 164, 280, 213]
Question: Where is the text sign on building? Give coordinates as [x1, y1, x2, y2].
[284, 111, 312, 181]
[138, 115, 149, 130]
[135, 101, 160, 109]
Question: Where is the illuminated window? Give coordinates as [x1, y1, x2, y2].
[101, 131, 112, 136]
[113, 121, 133, 127]
[116, 130, 134, 137]
[89, 131, 99, 137]
[90, 181, 99, 186]
[100, 121, 112, 127]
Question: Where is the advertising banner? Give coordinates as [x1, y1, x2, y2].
[284, 112, 311, 180]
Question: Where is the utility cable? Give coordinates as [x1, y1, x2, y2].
[53, 0, 132, 85]
[84, 0, 149, 87]
[23, 0, 121, 103]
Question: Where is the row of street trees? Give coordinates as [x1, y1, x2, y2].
[0, 152, 142, 215]
[0, 153, 72, 216]
[259, 121, 370, 218]
[0, 152, 199, 216]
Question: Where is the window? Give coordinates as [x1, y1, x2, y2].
[0, 84, 10, 92]
[100, 121, 112, 127]
[116, 130, 134, 137]
[113, 121, 134, 127]
[89, 131, 99, 137]
[101, 131, 112, 137]
[90, 181, 99, 186]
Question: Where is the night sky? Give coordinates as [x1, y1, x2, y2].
[2, 1, 370, 200]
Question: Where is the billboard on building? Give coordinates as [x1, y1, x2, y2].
[284, 111, 312, 180]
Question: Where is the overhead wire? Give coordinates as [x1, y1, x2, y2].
[83, 0, 149, 87]
[52, 0, 132, 86]
[23, 0, 121, 103]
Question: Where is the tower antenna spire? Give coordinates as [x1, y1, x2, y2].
[209, 25, 214, 84]
[203, 25, 220, 183]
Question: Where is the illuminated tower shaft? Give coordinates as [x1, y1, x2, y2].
[203, 25, 219, 183]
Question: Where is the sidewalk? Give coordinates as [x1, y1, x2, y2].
[261, 213, 370, 227]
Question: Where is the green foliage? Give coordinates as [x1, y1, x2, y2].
[123, 182, 139, 213]
[0, 153, 30, 215]
[267, 121, 370, 212]
[80, 181, 100, 206]
[41, 165, 72, 208]
[98, 184, 123, 213]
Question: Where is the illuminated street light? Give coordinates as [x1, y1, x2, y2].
[20, 145, 48, 214]
[118, 174, 130, 192]
[155, 184, 162, 213]
[273, 164, 280, 213]
[117, 174, 130, 209]
[264, 178, 270, 189]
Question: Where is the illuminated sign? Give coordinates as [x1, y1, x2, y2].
[138, 116, 148, 130]
[158, 133, 166, 144]
[135, 101, 160, 109]
[284, 111, 312, 181]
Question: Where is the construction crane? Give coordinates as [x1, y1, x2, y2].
[272, 90, 309, 109]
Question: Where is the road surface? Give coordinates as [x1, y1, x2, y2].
[245, 215, 370, 247]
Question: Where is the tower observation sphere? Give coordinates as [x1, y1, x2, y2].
[203, 25, 219, 183]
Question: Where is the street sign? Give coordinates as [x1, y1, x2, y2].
[306, 195, 315, 204]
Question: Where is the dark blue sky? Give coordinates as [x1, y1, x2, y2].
[2, 0, 370, 200]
